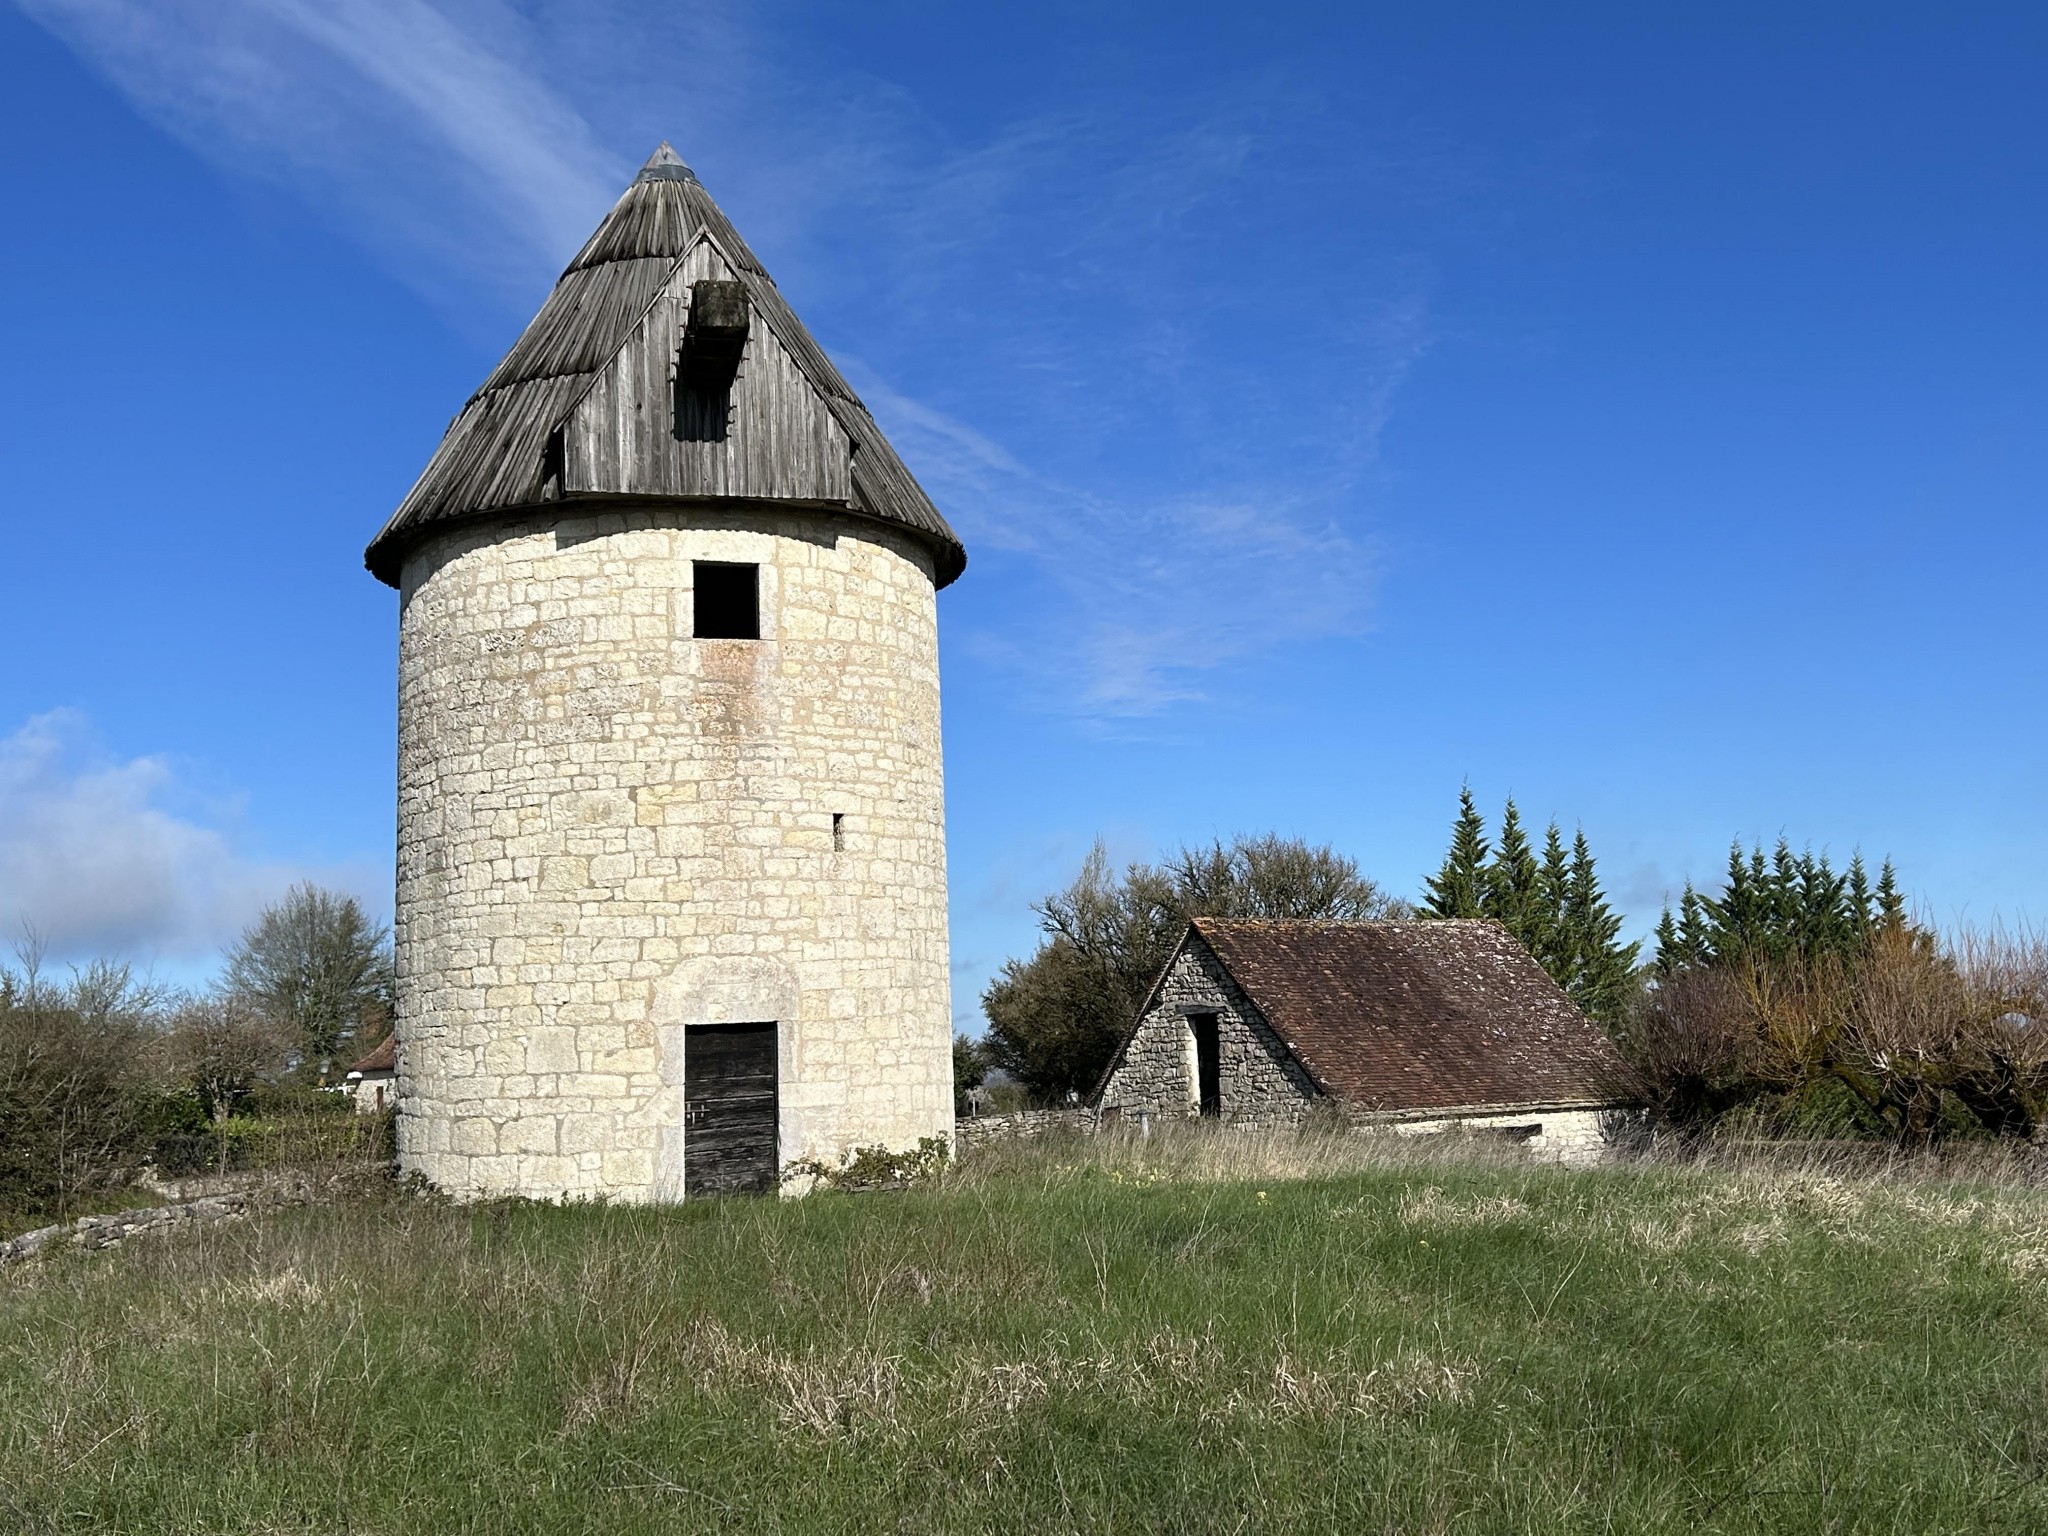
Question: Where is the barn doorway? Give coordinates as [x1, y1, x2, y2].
[683, 1022, 779, 1196]
[1189, 1012, 1221, 1118]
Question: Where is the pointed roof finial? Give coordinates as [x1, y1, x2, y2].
[635, 141, 697, 185]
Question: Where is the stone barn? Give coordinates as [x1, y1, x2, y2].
[363, 144, 965, 1201]
[1094, 919, 1639, 1161]
[341, 1035, 396, 1115]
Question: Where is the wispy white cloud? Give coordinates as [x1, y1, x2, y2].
[17, 0, 623, 301]
[0, 711, 378, 967]
[22, 0, 1435, 718]
[848, 283, 1422, 717]
[831, 95, 1433, 716]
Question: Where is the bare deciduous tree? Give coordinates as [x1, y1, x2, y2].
[986, 836, 1405, 1099]
[1626, 965, 1756, 1125]
[157, 992, 292, 1120]
[224, 884, 394, 1084]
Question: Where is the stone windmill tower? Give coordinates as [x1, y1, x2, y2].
[364, 144, 965, 1200]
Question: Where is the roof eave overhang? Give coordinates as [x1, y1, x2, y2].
[1341, 1096, 1639, 1123]
[364, 492, 967, 591]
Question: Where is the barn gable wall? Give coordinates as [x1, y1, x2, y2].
[1098, 933, 1318, 1129]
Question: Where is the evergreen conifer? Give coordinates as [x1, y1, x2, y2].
[1423, 792, 1641, 1018]
[1483, 798, 1546, 952]
[1652, 905, 1682, 978]
[1848, 854, 1874, 938]
[1693, 841, 1904, 966]
[1678, 883, 1711, 969]
[1536, 822, 1574, 981]
[1703, 843, 1775, 962]
[1562, 829, 1639, 1022]
[1421, 787, 1490, 919]
[1876, 859, 1905, 929]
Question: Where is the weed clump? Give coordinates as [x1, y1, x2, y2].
[783, 1135, 950, 1192]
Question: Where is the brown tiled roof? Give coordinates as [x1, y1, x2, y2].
[347, 1034, 396, 1076]
[1188, 918, 1640, 1113]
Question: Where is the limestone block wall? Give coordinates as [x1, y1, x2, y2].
[1097, 936, 1317, 1131]
[1374, 1107, 1613, 1165]
[392, 503, 952, 1200]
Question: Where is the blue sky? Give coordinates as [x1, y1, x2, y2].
[1, 2, 2043, 1019]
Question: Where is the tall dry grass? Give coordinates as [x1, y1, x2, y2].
[5, 1123, 2048, 1532]
[949, 1115, 1549, 1189]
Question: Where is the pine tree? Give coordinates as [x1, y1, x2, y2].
[1536, 822, 1574, 982]
[1847, 854, 1874, 941]
[1652, 886, 1710, 978]
[1653, 905, 1683, 978]
[1767, 840, 1803, 960]
[1562, 829, 1640, 1022]
[1876, 859, 1905, 929]
[1678, 883, 1711, 968]
[1484, 797, 1546, 953]
[1702, 843, 1774, 962]
[1689, 842, 1905, 967]
[1421, 786, 1490, 919]
[1785, 849, 1838, 961]
[1422, 792, 1640, 1019]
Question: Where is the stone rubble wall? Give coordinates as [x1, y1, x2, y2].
[954, 1108, 1098, 1151]
[394, 505, 954, 1202]
[0, 1187, 302, 1269]
[952, 1102, 1618, 1166]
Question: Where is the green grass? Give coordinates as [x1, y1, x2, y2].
[4, 1131, 2047, 1533]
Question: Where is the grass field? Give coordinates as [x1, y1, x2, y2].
[3, 1129, 2047, 1534]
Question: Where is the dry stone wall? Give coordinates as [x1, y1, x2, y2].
[394, 504, 952, 1200]
[1, 1193, 263, 1268]
[953, 1108, 1098, 1151]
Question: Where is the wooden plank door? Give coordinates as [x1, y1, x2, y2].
[683, 1022, 779, 1197]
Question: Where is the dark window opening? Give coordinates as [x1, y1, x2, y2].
[541, 426, 565, 498]
[1190, 1012, 1221, 1118]
[831, 813, 845, 852]
[675, 280, 749, 444]
[676, 381, 733, 443]
[693, 562, 759, 639]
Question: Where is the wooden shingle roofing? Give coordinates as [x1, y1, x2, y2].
[364, 143, 965, 589]
[1115, 918, 1641, 1115]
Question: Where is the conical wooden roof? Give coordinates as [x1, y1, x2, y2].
[365, 144, 965, 588]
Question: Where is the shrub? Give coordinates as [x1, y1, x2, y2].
[1627, 923, 2048, 1144]
[0, 952, 158, 1223]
